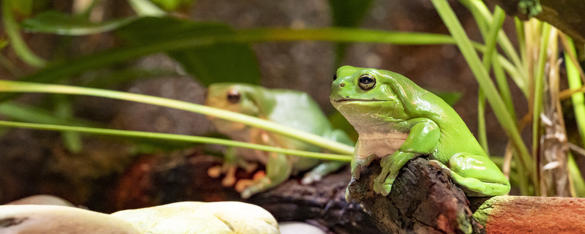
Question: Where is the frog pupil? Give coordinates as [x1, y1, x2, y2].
[333, 74, 337, 81]
[358, 74, 376, 90]
[227, 90, 241, 103]
[359, 76, 373, 84]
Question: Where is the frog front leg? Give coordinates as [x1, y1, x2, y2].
[373, 118, 440, 196]
[208, 147, 257, 187]
[239, 153, 292, 199]
[433, 153, 510, 196]
[207, 147, 239, 186]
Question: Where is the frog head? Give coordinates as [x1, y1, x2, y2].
[330, 66, 409, 133]
[206, 83, 267, 136]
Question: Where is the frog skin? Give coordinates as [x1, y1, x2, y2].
[330, 66, 510, 197]
[206, 83, 353, 198]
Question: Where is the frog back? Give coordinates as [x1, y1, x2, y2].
[387, 72, 487, 161]
[264, 89, 334, 151]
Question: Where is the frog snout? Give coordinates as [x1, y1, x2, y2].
[339, 82, 345, 87]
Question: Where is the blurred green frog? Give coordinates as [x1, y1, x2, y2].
[206, 83, 353, 198]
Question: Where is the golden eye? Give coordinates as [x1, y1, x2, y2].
[358, 74, 376, 90]
[227, 89, 241, 103]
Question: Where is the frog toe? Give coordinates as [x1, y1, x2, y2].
[373, 174, 392, 195]
[207, 166, 222, 178]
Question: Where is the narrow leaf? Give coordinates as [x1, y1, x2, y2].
[117, 17, 261, 85]
[22, 11, 137, 36]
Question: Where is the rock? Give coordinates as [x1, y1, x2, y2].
[279, 222, 325, 234]
[6, 195, 73, 206]
[111, 201, 279, 234]
[0, 205, 140, 234]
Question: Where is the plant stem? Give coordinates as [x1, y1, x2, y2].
[431, 0, 533, 185]
[0, 120, 352, 162]
[565, 37, 585, 197]
[0, 80, 355, 155]
[476, 6, 506, 155]
[530, 23, 551, 194]
[2, 0, 46, 67]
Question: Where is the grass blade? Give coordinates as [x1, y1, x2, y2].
[0, 120, 352, 162]
[431, 0, 533, 185]
[2, 0, 46, 67]
[0, 80, 355, 155]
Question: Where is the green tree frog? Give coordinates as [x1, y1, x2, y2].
[206, 83, 353, 198]
[330, 66, 510, 197]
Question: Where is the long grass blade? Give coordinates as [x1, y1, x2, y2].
[0, 80, 355, 155]
[431, 0, 533, 185]
[0, 120, 352, 162]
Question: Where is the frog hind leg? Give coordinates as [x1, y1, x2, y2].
[434, 153, 511, 196]
[302, 161, 346, 184]
[301, 129, 351, 184]
[240, 153, 292, 199]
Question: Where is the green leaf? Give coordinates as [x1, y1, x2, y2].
[0, 102, 96, 126]
[150, 0, 195, 11]
[8, 0, 33, 16]
[2, 0, 46, 67]
[117, 17, 261, 85]
[22, 11, 137, 36]
[10, 23, 455, 97]
[128, 0, 166, 16]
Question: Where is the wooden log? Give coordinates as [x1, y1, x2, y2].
[487, 0, 585, 42]
[346, 157, 483, 233]
[474, 196, 585, 233]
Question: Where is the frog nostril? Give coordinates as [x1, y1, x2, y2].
[339, 82, 345, 87]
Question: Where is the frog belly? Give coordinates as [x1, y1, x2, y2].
[357, 132, 408, 159]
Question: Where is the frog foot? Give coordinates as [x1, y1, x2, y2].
[428, 159, 451, 175]
[301, 173, 321, 185]
[235, 171, 266, 193]
[373, 173, 393, 196]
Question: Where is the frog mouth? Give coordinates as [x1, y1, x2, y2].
[333, 98, 389, 102]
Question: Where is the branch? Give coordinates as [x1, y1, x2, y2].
[487, 0, 585, 42]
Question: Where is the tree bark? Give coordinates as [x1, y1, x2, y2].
[475, 196, 585, 232]
[487, 0, 585, 43]
[346, 157, 483, 233]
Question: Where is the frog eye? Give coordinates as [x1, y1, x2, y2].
[227, 89, 241, 103]
[333, 74, 337, 81]
[358, 74, 376, 90]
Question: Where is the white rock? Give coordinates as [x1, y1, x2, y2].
[279, 222, 325, 234]
[111, 201, 279, 234]
[6, 195, 73, 206]
[0, 205, 140, 234]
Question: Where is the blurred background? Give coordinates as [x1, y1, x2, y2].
[1, 0, 581, 212]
